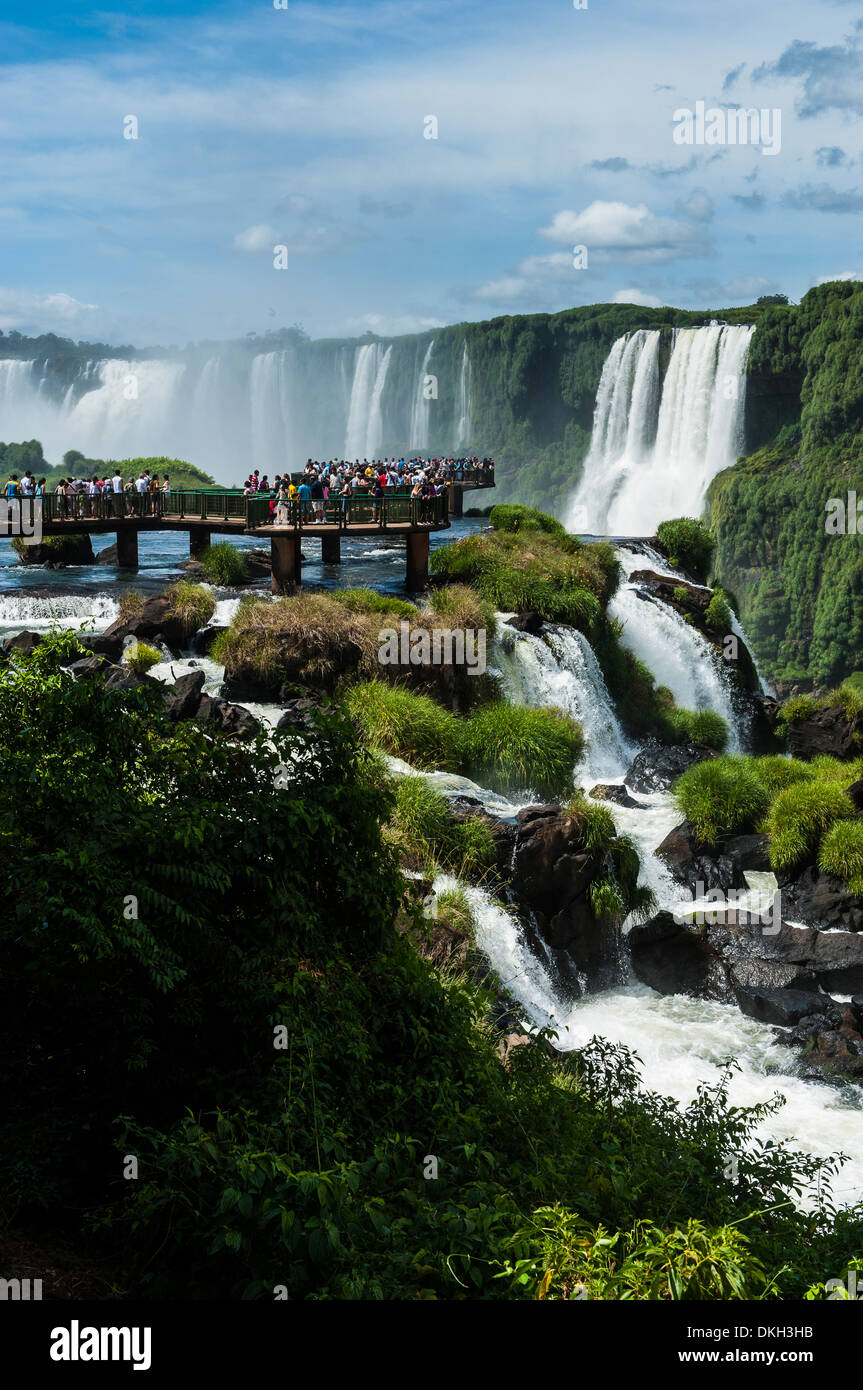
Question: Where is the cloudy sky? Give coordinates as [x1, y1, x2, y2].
[1, 0, 861, 345]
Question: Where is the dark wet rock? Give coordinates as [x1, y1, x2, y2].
[65, 654, 109, 680]
[789, 1006, 863, 1079]
[785, 705, 862, 761]
[624, 739, 716, 793]
[102, 664, 149, 693]
[656, 820, 771, 894]
[628, 571, 712, 607]
[162, 669, 206, 721]
[505, 611, 545, 635]
[16, 534, 95, 567]
[76, 631, 126, 662]
[627, 912, 724, 998]
[275, 697, 322, 731]
[95, 542, 119, 565]
[727, 958, 818, 994]
[777, 864, 863, 935]
[195, 693, 260, 740]
[2, 629, 42, 656]
[733, 986, 832, 1028]
[846, 778, 863, 812]
[191, 625, 224, 656]
[589, 783, 645, 808]
[102, 593, 191, 656]
[510, 804, 621, 996]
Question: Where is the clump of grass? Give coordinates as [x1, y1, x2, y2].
[673, 756, 771, 843]
[387, 776, 496, 878]
[665, 707, 729, 751]
[807, 755, 863, 786]
[746, 755, 814, 798]
[488, 503, 568, 537]
[818, 820, 863, 895]
[433, 886, 476, 938]
[464, 702, 583, 801]
[125, 641, 161, 675]
[343, 680, 463, 770]
[564, 790, 618, 854]
[766, 781, 856, 872]
[164, 581, 216, 638]
[777, 693, 819, 724]
[199, 542, 249, 586]
[118, 589, 145, 622]
[212, 593, 377, 689]
[426, 583, 496, 636]
[655, 517, 714, 582]
[330, 587, 419, 620]
[779, 683, 863, 727]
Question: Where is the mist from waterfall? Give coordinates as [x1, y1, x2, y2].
[567, 323, 754, 535]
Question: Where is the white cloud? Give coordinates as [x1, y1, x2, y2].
[339, 311, 446, 336]
[0, 287, 98, 331]
[612, 288, 664, 307]
[816, 271, 861, 283]
[538, 201, 709, 264]
[233, 223, 277, 252]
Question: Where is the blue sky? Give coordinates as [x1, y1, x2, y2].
[1, 0, 861, 345]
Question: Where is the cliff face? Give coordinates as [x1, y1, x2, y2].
[709, 282, 863, 689]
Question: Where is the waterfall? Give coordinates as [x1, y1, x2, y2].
[611, 545, 742, 749]
[344, 342, 392, 460]
[493, 620, 635, 783]
[567, 323, 754, 535]
[454, 343, 472, 448]
[0, 592, 118, 631]
[409, 340, 435, 451]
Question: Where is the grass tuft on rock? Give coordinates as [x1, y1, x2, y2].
[464, 702, 582, 801]
[673, 756, 771, 843]
[199, 542, 249, 587]
[125, 642, 161, 675]
[766, 781, 856, 872]
[818, 820, 863, 896]
[387, 775, 496, 878]
[164, 581, 216, 639]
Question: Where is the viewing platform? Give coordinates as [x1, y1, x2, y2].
[0, 480, 495, 590]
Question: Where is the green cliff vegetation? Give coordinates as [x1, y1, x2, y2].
[3, 633, 860, 1299]
[709, 281, 863, 689]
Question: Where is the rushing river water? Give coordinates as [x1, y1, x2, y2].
[3, 523, 862, 1209]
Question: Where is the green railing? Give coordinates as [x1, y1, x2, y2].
[20, 489, 449, 530]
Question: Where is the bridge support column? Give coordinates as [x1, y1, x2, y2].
[116, 529, 138, 568]
[405, 531, 430, 590]
[271, 534, 301, 593]
[321, 533, 341, 564]
[188, 526, 210, 558]
[448, 484, 464, 519]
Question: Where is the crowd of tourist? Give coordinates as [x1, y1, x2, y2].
[242, 455, 495, 524]
[4, 468, 171, 519]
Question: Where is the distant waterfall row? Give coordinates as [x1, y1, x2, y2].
[0, 339, 474, 482]
[566, 323, 754, 536]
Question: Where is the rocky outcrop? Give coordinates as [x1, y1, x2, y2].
[1, 630, 42, 658]
[656, 820, 771, 894]
[509, 804, 621, 997]
[102, 594, 192, 656]
[624, 739, 716, 793]
[589, 783, 645, 808]
[15, 534, 95, 567]
[784, 705, 863, 761]
[62, 654, 260, 739]
[777, 864, 863, 934]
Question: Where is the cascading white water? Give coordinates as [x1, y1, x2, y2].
[455, 343, 472, 446]
[492, 621, 635, 783]
[0, 592, 118, 635]
[567, 323, 754, 535]
[611, 546, 742, 749]
[409, 340, 435, 451]
[344, 342, 392, 460]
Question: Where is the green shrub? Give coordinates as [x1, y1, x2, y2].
[655, 517, 715, 582]
[125, 642, 162, 675]
[766, 780, 856, 871]
[705, 591, 733, 631]
[777, 693, 819, 724]
[746, 755, 814, 798]
[672, 586, 690, 606]
[818, 820, 863, 895]
[387, 775, 496, 877]
[464, 703, 582, 800]
[673, 757, 771, 843]
[199, 542, 249, 586]
[489, 503, 567, 537]
[665, 708, 730, 751]
[343, 680, 463, 770]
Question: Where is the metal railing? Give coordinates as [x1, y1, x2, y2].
[5, 489, 449, 531]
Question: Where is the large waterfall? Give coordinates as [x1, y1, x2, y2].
[0, 336, 476, 482]
[567, 323, 755, 535]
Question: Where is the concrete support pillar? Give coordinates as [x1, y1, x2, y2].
[271, 533, 301, 593]
[321, 532, 341, 564]
[116, 528, 139, 569]
[449, 484, 464, 519]
[189, 526, 211, 558]
[405, 530, 430, 591]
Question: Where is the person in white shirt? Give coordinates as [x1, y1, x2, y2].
[111, 470, 124, 517]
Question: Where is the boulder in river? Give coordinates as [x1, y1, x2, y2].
[656, 820, 771, 894]
[785, 704, 863, 761]
[624, 739, 716, 793]
[589, 783, 645, 808]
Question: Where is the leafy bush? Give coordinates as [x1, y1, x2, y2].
[199, 541, 249, 586]
[464, 702, 583, 800]
[705, 591, 733, 631]
[125, 641, 161, 674]
[766, 781, 856, 871]
[673, 757, 771, 843]
[655, 517, 715, 582]
[819, 820, 863, 896]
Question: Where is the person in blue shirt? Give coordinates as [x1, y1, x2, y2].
[297, 480, 312, 522]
